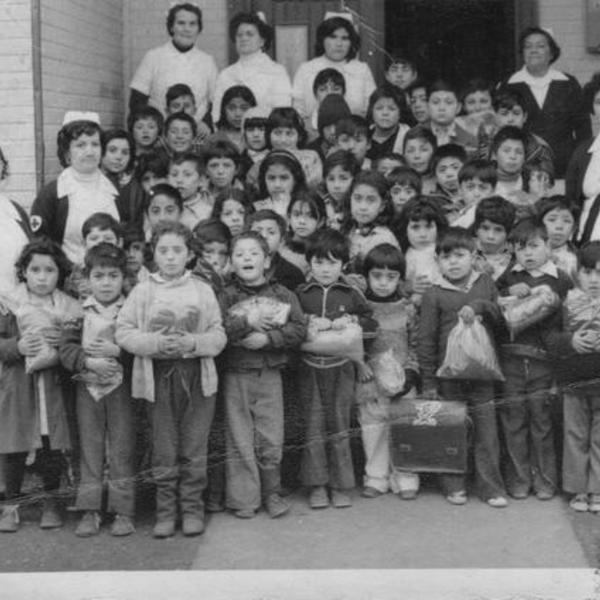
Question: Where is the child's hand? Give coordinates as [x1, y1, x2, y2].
[355, 361, 374, 383]
[17, 333, 44, 357]
[310, 316, 332, 331]
[412, 274, 432, 295]
[240, 332, 269, 349]
[508, 283, 531, 298]
[572, 330, 596, 354]
[247, 311, 276, 333]
[171, 332, 196, 355]
[41, 325, 61, 347]
[85, 338, 120, 358]
[157, 333, 182, 355]
[458, 305, 476, 325]
[85, 357, 120, 378]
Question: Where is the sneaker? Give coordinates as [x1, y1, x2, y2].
[331, 489, 352, 508]
[446, 491, 468, 506]
[487, 496, 508, 508]
[234, 508, 256, 519]
[182, 515, 205, 536]
[152, 519, 175, 539]
[110, 514, 135, 537]
[588, 494, 600, 513]
[535, 489, 554, 501]
[75, 511, 101, 537]
[265, 493, 290, 519]
[361, 486, 383, 499]
[40, 498, 63, 529]
[569, 494, 589, 512]
[0, 505, 19, 533]
[309, 486, 329, 509]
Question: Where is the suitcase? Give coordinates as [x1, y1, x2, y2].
[390, 398, 470, 474]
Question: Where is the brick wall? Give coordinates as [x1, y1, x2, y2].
[0, 0, 36, 208]
[40, 0, 124, 181]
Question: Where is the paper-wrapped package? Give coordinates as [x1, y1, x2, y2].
[228, 296, 291, 327]
[16, 306, 61, 373]
[499, 284, 560, 336]
[301, 317, 364, 363]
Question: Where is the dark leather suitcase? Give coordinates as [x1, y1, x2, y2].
[390, 398, 469, 474]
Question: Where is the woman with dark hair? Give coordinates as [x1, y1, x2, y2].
[211, 12, 292, 124]
[292, 15, 376, 123]
[503, 26, 590, 178]
[129, 2, 217, 123]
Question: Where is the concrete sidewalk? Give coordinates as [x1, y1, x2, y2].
[192, 490, 589, 569]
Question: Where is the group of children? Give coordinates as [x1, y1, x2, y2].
[1, 52, 599, 542]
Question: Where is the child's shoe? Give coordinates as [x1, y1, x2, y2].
[234, 508, 256, 519]
[265, 493, 290, 518]
[509, 487, 529, 500]
[152, 519, 175, 538]
[309, 486, 329, 509]
[205, 499, 225, 513]
[331, 489, 352, 508]
[446, 491, 467, 506]
[182, 515, 205, 536]
[75, 511, 101, 537]
[40, 498, 63, 529]
[0, 505, 19, 533]
[487, 496, 508, 508]
[569, 494, 589, 512]
[588, 494, 600, 513]
[361, 486, 383, 499]
[535, 488, 554, 501]
[400, 490, 418, 500]
[110, 514, 135, 537]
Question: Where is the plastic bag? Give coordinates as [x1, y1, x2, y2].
[436, 317, 504, 381]
[301, 319, 364, 363]
[370, 349, 405, 396]
[228, 296, 291, 327]
[499, 284, 559, 336]
[16, 307, 60, 373]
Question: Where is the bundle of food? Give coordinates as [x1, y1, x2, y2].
[499, 284, 560, 336]
[301, 315, 364, 362]
[228, 296, 291, 327]
[16, 307, 61, 373]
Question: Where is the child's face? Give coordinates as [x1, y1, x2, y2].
[407, 219, 437, 249]
[336, 132, 370, 164]
[289, 201, 320, 240]
[133, 118, 160, 149]
[147, 193, 182, 230]
[225, 97, 252, 130]
[475, 219, 507, 254]
[85, 227, 119, 250]
[102, 138, 131, 175]
[368, 267, 401, 298]
[322, 124, 337, 145]
[167, 94, 196, 116]
[270, 127, 299, 151]
[126, 241, 145, 274]
[250, 219, 282, 255]
[495, 105, 526, 129]
[315, 81, 344, 103]
[325, 165, 353, 202]
[165, 119, 194, 154]
[542, 208, 574, 249]
[408, 87, 429, 123]
[231, 238, 269, 285]
[428, 91, 460, 126]
[88, 265, 124, 306]
[68, 133, 102, 175]
[206, 157, 237, 190]
[220, 199, 245, 236]
[463, 90, 492, 116]
[350, 183, 384, 226]
[310, 254, 343, 287]
[140, 171, 167, 194]
[244, 125, 266, 151]
[385, 62, 416, 90]
[376, 158, 404, 177]
[153, 232, 191, 280]
[24, 254, 59, 297]
[390, 183, 417, 213]
[169, 160, 204, 200]
[404, 138, 434, 174]
[435, 156, 463, 194]
[460, 178, 494, 206]
[514, 236, 551, 271]
[265, 164, 294, 197]
[438, 248, 474, 285]
[494, 140, 525, 177]
[578, 262, 600, 298]
[202, 241, 229, 274]
[528, 169, 552, 198]
[372, 97, 400, 130]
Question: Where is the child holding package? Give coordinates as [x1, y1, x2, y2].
[116, 221, 226, 538]
[220, 231, 306, 519]
[418, 227, 508, 507]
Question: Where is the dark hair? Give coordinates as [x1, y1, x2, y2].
[366, 85, 406, 126]
[385, 52, 418, 72]
[169, 152, 204, 175]
[583, 73, 600, 115]
[523, 156, 555, 190]
[16, 237, 71, 288]
[335, 115, 369, 139]
[313, 68, 346, 96]
[460, 78, 493, 104]
[257, 150, 306, 199]
[314, 16, 360, 61]
[150, 220, 193, 251]
[406, 78, 429, 98]
[403, 125, 437, 153]
[122, 224, 146, 249]
[473, 196, 516, 233]
[145, 183, 184, 212]
[164, 111, 198, 139]
[127, 106, 164, 135]
[191, 218, 231, 255]
[426, 79, 459, 100]
[81, 212, 122, 240]
[217, 85, 257, 129]
[458, 159, 497, 186]
[101, 128, 135, 173]
[387, 166, 422, 193]
[84, 242, 128, 276]
[288, 189, 326, 224]
[394, 196, 448, 252]
[166, 83, 195, 107]
[490, 125, 527, 156]
[535, 194, 577, 222]
[211, 188, 252, 220]
[57, 120, 103, 169]
[508, 216, 548, 247]
[266, 107, 307, 149]
[203, 139, 240, 166]
[578, 241, 600, 270]
[363, 243, 405, 278]
[519, 26, 561, 65]
[229, 12, 273, 51]
[492, 87, 527, 113]
[135, 151, 169, 181]
[341, 170, 392, 232]
[323, 149, 361, 178]
[375, 153, 406, 169]
[231, 230, 270, 257]
[436, 226, 476, 255]
[305, 228, 349, 264]
[0, 146, 8, 181]
[246, 208, 287, 237]
[432, 143, 467, 171]
[166, 3, 203, 36]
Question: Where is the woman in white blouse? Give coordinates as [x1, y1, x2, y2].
[211, 12, 292, 125]
[292, 15, 376, 126]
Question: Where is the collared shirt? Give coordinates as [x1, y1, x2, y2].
[82, 294, 125, 319]
[511, 259, 558, 279]
[180, 192, 214, 231]
[508, 67, 569, 109]
[430, 121, 458, 147]
[436, 269, 482, 293]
